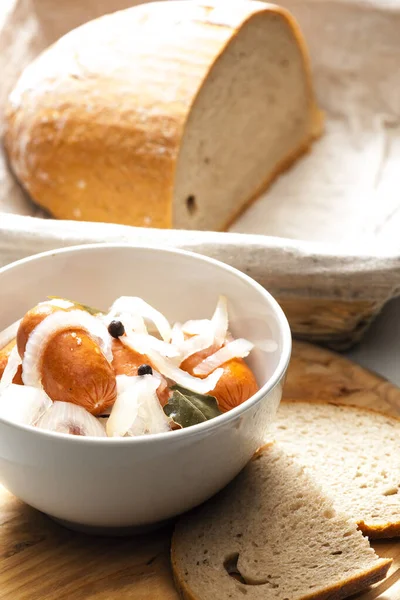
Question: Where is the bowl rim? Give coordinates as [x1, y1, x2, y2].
[0, 242, 292, 445]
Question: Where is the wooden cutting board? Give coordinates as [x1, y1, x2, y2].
[0, 341, 398, 600]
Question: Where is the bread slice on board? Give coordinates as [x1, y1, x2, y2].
[4, 1, 322, 230]
[172, 444, 391, 600]
[274, 402, 400, 538]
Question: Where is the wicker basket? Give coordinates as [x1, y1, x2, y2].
[1, 0, 400, 349]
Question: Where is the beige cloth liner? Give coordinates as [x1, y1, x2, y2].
[0, 0, 400, 346]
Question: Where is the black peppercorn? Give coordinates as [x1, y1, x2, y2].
[108, 320, 125, 338]
[138, 364, 153, 376]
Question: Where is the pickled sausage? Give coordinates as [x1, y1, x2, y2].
[111, 338, 149, 377]
[17, 303, 117, 415]
[111, 339, 170, 406]
[181, 346, 258, 412]
[17, 303, 60, 357]
[206, 358, 258, 412]
[41, 330, 116, 415]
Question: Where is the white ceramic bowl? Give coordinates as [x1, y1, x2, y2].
[0, 244, 291, 532]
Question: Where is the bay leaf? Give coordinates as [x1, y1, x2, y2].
[164, 385, 221, 428]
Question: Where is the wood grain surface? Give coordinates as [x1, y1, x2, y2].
[0, 340, 398, 599]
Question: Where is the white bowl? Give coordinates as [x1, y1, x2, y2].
[0, 244, 291, 532]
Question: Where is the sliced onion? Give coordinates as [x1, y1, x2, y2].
[97, 416, 109, 428]
[102, 311, 148, 336]
[107, 297, 171, 342]
[194, 338, 254, 376]
[0, 384, 52, 426]
[177, 329, 215, 363]
[181, 296, 229, 345]
[115, 374, 135, 395]
[36, 401, 107, 437]
[129, 379, 171, 437]
[146, 349, 223, 395]
[121, 332, 180, 359]
[0, 345, 22, 391]
[39, 299, 74, 309]
[171, 322, 185, 346]
[211, 295, 229, 347]
[107, 375, 143, 437]
[182, 319, 212, 336]
[121, 313, 148, 335]
[150, 369, 170, 401]
[107, 374, 169, 437]
[22, 310, 113, 388]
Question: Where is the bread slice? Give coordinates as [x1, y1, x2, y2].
[4, 1, 322, 230]
[274, 402, 400, 538]
[172, 444, 391, 600]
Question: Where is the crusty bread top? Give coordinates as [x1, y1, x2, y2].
[274, 401, 400, 538]
[172, 444, 391, 600]
[4, 0, 320, 229]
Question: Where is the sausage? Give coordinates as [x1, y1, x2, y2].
[181, 346, 259, 412]
[111, 339, 170, 406]
[17, 303, 66, 356]
[0, 340, 23, 385]
[207, 358, 259, 412]
[41, 330, 117, 415]
[111, 338, 149, 378]
[17, 303, 117, 415]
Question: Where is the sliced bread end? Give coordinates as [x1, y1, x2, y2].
[274, 401, 400, 539]
[172, 444, 391, 600]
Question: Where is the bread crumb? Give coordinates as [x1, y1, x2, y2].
[76, 180, 86, 189]
[144, 216, 152, 225]
[72, 207, 82, 218]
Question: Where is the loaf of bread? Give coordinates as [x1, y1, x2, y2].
[172, 444, 391, 600]
[4, 0, 322, 230]
[274, 402, 400, 538]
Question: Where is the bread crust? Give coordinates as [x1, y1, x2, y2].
[4, 1, 321, 229]
[281, 398, 400, 423]
[171, 420, 395, 600]
[171, 552, 390, 600]
[280, 400, 400, 538]
[171, 447, 392, 600]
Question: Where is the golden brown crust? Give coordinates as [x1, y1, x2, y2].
[171, 535, 391, 600]
[291, 559, 391, 600]
[359, 521, 400, 539]
[4, 1, 321, 230]
[281, 399, 400, 424]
